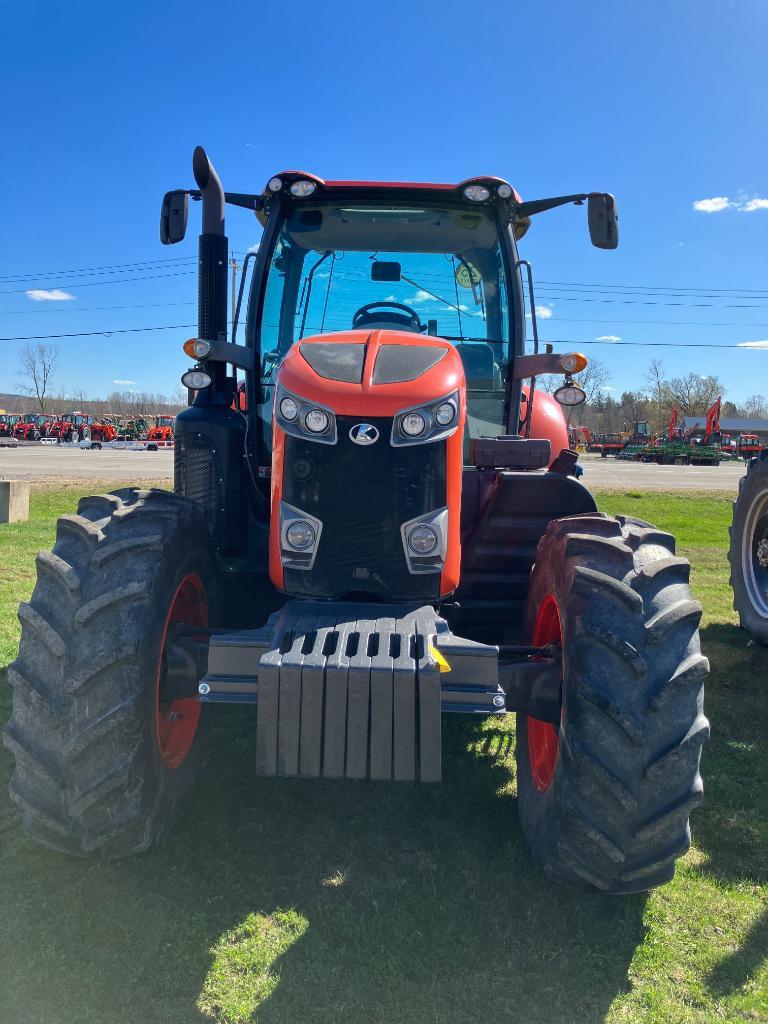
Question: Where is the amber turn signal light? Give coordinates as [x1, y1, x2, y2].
[558, 352, 588, 374]
[183, 338, 212, 359]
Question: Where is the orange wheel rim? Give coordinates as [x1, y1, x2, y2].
[528, 595, 562, 792]
[156, 573, 207, 770]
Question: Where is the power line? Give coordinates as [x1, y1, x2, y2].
[538, 279, 768, 296]
[1, 326, 765, 348]
[0, 270, 197, 295]
[0, 324, 197, 341]
[0, 256, 197, 284]
[536, 294, 768, 309]
[2, 301, 196, 315]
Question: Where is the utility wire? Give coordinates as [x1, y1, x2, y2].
[0, 271, 197, 294]
[0, 256, 197, 283]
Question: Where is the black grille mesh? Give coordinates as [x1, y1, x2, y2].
[282, 416, 446, 600]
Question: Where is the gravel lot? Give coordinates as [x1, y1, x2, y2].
[0, 444, 748, 491]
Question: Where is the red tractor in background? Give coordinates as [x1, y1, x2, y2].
[736, 434, 765, 460]
[147, 415, 175, 444]
[0, 413, 22, 437]
[12, 413, 57, 441]
[5, 148, 709, 896]
[47, 412, 117, 444]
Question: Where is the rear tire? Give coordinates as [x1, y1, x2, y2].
[3, 488, 216, 857]
[516, 513, 709, 893]
[728, 455, 768, 643]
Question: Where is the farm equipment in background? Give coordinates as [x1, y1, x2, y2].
[729, 450, 768, 643]
[46, 412, 117, 444]
[0, 413, 22, 437]
[147, 415, 175, 444]
[736, 434, 765, 460]
[568, 424, 591, 451]
[116, 416, 149, 441]
[4, 147, 709, 896]
[12, 413, 57, 441]
[641, 398, 723, 466]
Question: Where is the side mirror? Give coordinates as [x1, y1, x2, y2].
[371, 261, 401, 282]
[160, 190, 189, 245]
[588, 193, 619, 250]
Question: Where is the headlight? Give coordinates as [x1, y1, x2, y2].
[305, 409, 330, 433]
[286, 520, 316, 549]
[181, 369, 212, 390]
[267, 176, 283, 192]
[280, 397, 299, 421]
[553, 384, 587, 407]
[497, 183, 513, 199]
[407, 525, 438, 555]
[401, 412, 426, 437]
[463, 184, 490, 202]
[290, 180, 317, 197]
[434, 401, 456, 426]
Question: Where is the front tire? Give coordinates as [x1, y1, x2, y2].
[3, 488, 216, 857]
[728, 455, 768, 643]
[516, 514, 709, 893]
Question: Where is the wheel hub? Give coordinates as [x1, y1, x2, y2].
[757, 538, 768, 569]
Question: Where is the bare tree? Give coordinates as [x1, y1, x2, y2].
[18, 342, 59, 412]
[645, 358, 666, 431]
[572, 359, 610, 424]
[741, 394, 768, 419]
[665, 373, 724, 415]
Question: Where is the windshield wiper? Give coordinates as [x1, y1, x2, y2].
[298, 250, 332, 337]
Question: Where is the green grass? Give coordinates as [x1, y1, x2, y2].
[1, 485, 766, 1023]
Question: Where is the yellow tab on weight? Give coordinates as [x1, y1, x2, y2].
[428, 644, 451, 673]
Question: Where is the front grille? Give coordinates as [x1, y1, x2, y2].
[282, 416, 446, 600]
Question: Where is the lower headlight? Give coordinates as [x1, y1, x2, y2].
[408, 525, 438, 555]
[401, 412, 426, 437]
[286, 520, 316, 549]
[280, 397, 299, 421]
[434, 401, 456, 426]
[181, 369, 212, 390]
[553, 384, 587, 407]
[305, 409, 330, 433]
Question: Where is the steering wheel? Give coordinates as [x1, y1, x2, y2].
[352, 301, 423, 333]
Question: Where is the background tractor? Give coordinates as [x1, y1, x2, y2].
[729, 451, 768, 644]
[4, 148, 709, 895]
[147, 415, 175, 443]
[0, 413, 22, 438]
[12, 413, 56, 441]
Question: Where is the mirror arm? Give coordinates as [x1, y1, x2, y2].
[514, 193, 591, 218]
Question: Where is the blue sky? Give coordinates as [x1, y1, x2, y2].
[1, 0, 766, 403]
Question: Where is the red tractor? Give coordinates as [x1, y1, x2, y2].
[12, 413, 56, 441]
[46, 412, 116, 443]
[0, 413, 22, 437]
[5, 149, 709, 895]
[736, 434, 765, 460]
[147, 415, 175, 444]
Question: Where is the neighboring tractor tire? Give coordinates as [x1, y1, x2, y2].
[516, 513, 709, 894]
[728, 454, 768, 643]
[3, 488, 216, 857]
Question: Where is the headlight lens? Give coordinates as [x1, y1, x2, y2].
[280, 397, 299, 421]
[553, 384, 587, 407]
[497, 183, 513, 199]
[408, 525, 438, 555]
[401, 412, 426, 437]
[434, 401, 456, 426]
[286, 520, 316, 549]
[267, 176, 283, 192]
[463, 184, 490, 202]
[290, 179, 317, 197]
[181, 369, 212, 390]
[305, 409, 330, 433]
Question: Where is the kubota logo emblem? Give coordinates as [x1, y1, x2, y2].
[350, 423, 379, 445]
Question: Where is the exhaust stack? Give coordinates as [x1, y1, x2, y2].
[193, 146, 228, 346]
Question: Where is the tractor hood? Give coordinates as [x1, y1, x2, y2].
[276, 330, 465, 417]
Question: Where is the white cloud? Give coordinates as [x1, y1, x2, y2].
[595, 334, 622, 342]
[601, 385, 614, 391]
[526, 304, 554, 320]
[692, 195, 768, 214]
[383, 294, 397, 302]
[26, 288, 76, 301]
[408, 290, 434, 304]
[113, 379, 138, 385]
[247, 241, 260, 253]
[693, 197, 731, 213]
[736, 340, 768, 349]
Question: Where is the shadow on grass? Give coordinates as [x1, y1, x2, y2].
[694, 623, 768, 1000]
[0, 682, 647, 1024]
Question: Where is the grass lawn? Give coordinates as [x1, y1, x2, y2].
[0, 485, 766, 1024]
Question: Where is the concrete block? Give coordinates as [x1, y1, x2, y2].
[0, 480, 30, 523]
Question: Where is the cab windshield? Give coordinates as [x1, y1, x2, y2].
[250, 198, 514, 446]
